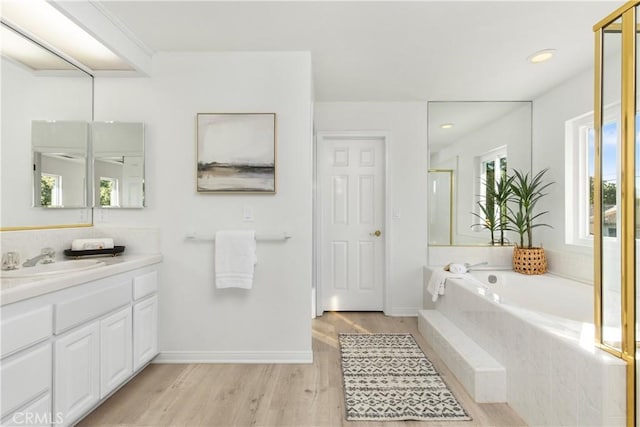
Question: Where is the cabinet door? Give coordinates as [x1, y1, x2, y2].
[100, 307, 133, 398]
[54, 323, 99, 427]
[133, 295, 158, 371]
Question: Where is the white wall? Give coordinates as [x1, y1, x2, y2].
[314, 102, 428, 316]
[93, 52, 314, 362]
[532, 67, 595, 282]
[1, 59, 92, 227]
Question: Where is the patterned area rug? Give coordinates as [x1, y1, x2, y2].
[339, 333, 471, 422]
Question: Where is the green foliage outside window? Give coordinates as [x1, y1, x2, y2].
[100, 179, 113, 206]
[41, 175, 55, 206]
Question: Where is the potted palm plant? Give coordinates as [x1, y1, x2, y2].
[472, 197, 499, 245]
[507, 168, 553, 274]
[472, 175, 513, 245]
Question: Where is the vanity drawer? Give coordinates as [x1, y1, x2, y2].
[0, 343, 51, 420]
[1, 392, 53, 427]
[54, 281, 131, 334]
[1, 306, 52, 359]
[133, 271, 158, 300]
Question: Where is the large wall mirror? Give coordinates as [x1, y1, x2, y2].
[1, 23, 93, 229]
[428, 101, 532, 246]
[1, 25, 146, 230]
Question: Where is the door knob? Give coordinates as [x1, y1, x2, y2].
[370, 230, 382, 237]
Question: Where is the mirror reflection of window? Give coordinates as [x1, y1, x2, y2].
[477, 147, 507, 224]
[41, 173, 62, 207]
[100, 177, 119, 207]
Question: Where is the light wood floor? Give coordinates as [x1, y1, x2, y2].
[80, 312, 526, 427]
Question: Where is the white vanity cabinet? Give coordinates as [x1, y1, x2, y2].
[133, 295, 158, 371]
[100, 306, 133, 398]
[0, 259, 160, 427]
[0, 343, 52, 426]
[0, 304, 53, 427]
[54, 322, 100, 426]
[132, 271, 158, 371]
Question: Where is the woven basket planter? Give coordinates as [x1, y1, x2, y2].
[513, 246, 547, 275]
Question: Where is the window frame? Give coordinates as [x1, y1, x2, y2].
[565, 104, 621, 247]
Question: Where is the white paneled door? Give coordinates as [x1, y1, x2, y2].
[318, 136, 385, 312]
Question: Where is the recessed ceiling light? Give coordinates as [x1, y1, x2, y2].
[528, 49, 556, 64]
[440, 123, 454, 129]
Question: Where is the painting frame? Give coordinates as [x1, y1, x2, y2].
[196, 113, 276, 194]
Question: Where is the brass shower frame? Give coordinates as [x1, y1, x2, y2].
[593, 2, 639, 426]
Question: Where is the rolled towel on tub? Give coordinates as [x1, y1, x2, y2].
[427, 267, 466, 302]
[447, 263, 468, 274]
[71, 238, 114, 251]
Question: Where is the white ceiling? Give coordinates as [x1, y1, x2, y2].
[97, 0, 622, 102]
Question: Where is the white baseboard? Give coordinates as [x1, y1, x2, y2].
[385, 307, 420, 317]
[153, 350, 313, 364]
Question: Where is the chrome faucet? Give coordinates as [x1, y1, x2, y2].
[23, 247, 56, 267]
[1, 251, 21, 270]
[464, 261, 489, 271]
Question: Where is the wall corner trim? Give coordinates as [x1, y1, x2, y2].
[153, 351, 313, 364]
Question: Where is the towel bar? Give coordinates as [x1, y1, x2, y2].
[185, 232, 292, 242]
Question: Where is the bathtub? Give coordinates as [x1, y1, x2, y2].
[467, 269, 593, 323]
[420, 266, 626, 427]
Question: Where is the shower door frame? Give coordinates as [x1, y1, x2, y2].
[593, 2, 639, 426]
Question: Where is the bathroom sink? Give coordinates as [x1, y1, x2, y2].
[1, 259, 106, 279]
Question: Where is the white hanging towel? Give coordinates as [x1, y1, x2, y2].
[215, 230, 257, 289]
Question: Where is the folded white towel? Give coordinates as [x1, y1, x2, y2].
[215, 230, 257, 289]
[427, 268, 466, 302]
[71, 238, 114, 251]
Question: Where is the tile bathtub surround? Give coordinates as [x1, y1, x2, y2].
[427, 245, 513, 268]
[418, 309, 507, 403]
[429, 246, 595, 285]
[0, 226, 160, 262]
[545, 248, 593, 284]
[422, 267, 626, 426]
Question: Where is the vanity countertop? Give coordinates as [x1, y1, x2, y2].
[0, 254, 162, 306]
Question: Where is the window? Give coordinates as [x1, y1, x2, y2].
[41, 173, 62, 207]
[476, 146, 507, 224]
[566, 107, 622, 245]
[100, 177, 119, 207]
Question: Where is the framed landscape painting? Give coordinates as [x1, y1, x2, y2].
[196, 113, 276, 193]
